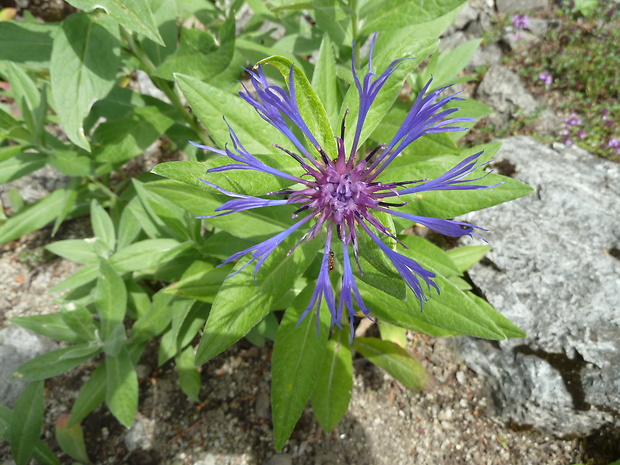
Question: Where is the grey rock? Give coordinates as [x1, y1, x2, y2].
[0, 326, 57, 407]
[502, 28, 540, 51]
[136, 70, 169, 103]
[477, 65, 539, 118]
[440, 31, 468, 52]
[532, 109, 563, 136]
[454, 3, 479, 29]
[0, 164, 70, 205]
[264, 453, 293, 465]
[124, 414, 156, 451]
[468, 43, 503, 69]
[194, 453, 216, 465]
[255, 391, 271, 420]
[496, 0, 549, 13]
[527, 18, 549, 36]
[454, 136, 620, 437]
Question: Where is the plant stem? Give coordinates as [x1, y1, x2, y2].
[350, 0, 360, 63]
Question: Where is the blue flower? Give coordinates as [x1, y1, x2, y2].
[193, 36, 495, 338]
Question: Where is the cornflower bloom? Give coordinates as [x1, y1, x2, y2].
[193, 36, 495, 337]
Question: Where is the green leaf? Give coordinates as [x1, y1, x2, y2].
[1, 62, 46, 143]
[92, 105, 177, 174]
[467, 292, 525, 338]
[158, 300, 207, 366]
[55, 414, 90, 464]
[10, 381, 44, 465]
[421, 39, 482, 92]
[194, 237, 321, 365]
[144, 179, 293, 241]
[311, 33, 340, 130]
[399, 235, 460, 278]
[382, 147, 534, 218]
[91, 200, 116, 252]
[48, 263, 98, 293]
[153, 15, 235, 80]
[45, 239, 99, 265]
[49, 150, 94, 176]
[0, 152, 47, 184]
[102, 323, 126, 357]
[446, 245, 490, 273]
[51, 13, 121, 150]
[378, 320, 407, 347]
[95, 259, 127, 339]
[176, 345, 201, 401]
[151, 156, 302, 197]
[311, 326, 352, 433]
[353, 337, 434, 390]
[175, 73, 290, 153]
[258, 55, 338, 158]
[105, 347, 138, 428]
[362, 267, 507, 339]
[131, 291, 185, 344]
[117, 205, 143, 250]
[12, 345, 98, 381]
[360, 0, 468, 33]
[164, 261, 229, 303]
[272, 286, 330, 450]
[0, 21, 55, 65]
[109, 238, 182, 272]
[140, 0, 178, 66]
[68, 363, 106, 427]
[0, 189, 68, 244]
[65, 0, 164, 45]
[61, 305, 98, 342]
[0, 144, 25, 163]
[11, 313, 82, 344]
[0, 406, 60, 465]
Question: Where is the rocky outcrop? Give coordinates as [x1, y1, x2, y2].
[453, 136, 620, 437]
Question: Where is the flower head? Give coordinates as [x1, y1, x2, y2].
[539, 70, 553, 86]
[194, 36, 495, 338]
[512, 13, 529, 30]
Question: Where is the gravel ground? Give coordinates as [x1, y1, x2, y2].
[0, 227, 585, 465]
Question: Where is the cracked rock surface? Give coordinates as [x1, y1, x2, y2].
[455, 136, 620, 437]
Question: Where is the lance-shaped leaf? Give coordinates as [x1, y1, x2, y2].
[9, 381, 45, 465]
[194, 238, 320, 365]
[106, 347, 138, 428]
[51, 13, 121, 150]
[272, 286, 330, 450]
[55, 414, 90, 464]
[95, 259, 127, 340]
[311, 326, 352, 433]
[352, 337, 434, 390]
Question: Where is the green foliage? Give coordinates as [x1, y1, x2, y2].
[0, 0, 532, 460]
[510, 0, 620, 160]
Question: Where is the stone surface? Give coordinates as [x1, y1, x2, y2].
[468, 43, 503, 69]
[496, 0, 549, 13]
[124, 414, 157, 452]
[477, 65, 539, 124]
[502, 28, 540, 51]
[454, 136, 620, 437]
[0, 326, 57, 407]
